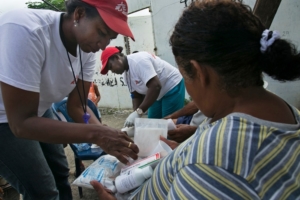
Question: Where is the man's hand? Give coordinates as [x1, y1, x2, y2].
[160, 136, 179, 150]
[90, 181, 116, 200]
[124, 111, 140, 127]
[163, 114, 173, 119]
[167, 124, 197, 143]
[96, 128, 139, 164]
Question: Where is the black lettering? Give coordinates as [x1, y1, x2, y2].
[120, 77, 127, 86]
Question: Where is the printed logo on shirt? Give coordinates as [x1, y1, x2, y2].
[135, 80, 141, 84]
[115, 2, 127, 16]
[146, 52, 156, 59]
[71, 75, 79, 84]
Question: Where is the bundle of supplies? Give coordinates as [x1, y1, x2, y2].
[115, 165, 153, 193]
[120, 153, 161, 176]
[72, 155, 123, 192]
[115, 152, 160, 194]
[72, 153, 159, 198]
[73, 119, 174, 198]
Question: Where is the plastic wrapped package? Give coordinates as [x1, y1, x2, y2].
[73, 143, 90, 151]
[134, 118, 168, 157]
[72, 155, 124, 192]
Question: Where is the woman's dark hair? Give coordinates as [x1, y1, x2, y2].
[170, 0, 300, 92]
[66, 0, 99, 18]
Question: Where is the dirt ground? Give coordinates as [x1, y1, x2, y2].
[66, 110, 130, 200]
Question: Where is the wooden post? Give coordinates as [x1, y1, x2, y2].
[253, 0, 282, 28]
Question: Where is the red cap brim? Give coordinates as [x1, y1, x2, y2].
[97, 8, 135, 41]
[100, 59, 109, 75]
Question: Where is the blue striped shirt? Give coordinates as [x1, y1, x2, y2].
[134, 106, 300, 199]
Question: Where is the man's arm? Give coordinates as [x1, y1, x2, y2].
[164, 101, 198, 119]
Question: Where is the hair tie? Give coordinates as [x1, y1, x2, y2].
[260, 29, 280, 53]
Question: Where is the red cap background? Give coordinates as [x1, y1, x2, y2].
[82, 0, 134, 41]
[100, 46, 120, 75]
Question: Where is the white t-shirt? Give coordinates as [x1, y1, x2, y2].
[0, 9, 96, 123]
[123, 52, 182, 100]
[190, 111, 206, 126]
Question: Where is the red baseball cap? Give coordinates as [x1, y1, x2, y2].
[82, 0, 134, 41]
[100, 46, 120, 75]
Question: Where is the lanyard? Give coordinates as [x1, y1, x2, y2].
[60, 14, 90, 124]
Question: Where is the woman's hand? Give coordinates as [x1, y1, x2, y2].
[167, 124, 197, 143]
[90, 181, 116, 200]
[97, 128, 139, 164]
[160, 136, 179, 150]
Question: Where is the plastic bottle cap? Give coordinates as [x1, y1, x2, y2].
[141, 166, 153, 179]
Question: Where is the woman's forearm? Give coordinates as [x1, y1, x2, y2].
[138, 76, 161, 112]
[68, 104, 101, 125]
[138, 85, 160, 112]
[170, 101, 198, 118]
[15, 116, 113, 144]
[132, 97, 144, 110]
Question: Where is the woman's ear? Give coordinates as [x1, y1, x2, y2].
[74, 7, 86, 22]
[190, 60, 209, 87]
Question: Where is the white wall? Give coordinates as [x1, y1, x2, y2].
[150, 0, 184, 66]
[127, 0, 150, 13]
[97, 0, 300, 109]
[150, 0, 255, 66]
[264, 0, 300, 108]
[150, 0, 300, 108]
[94, 15, 155, 108]
[128, 15, 155, 53]
[150, 1, 193, 99]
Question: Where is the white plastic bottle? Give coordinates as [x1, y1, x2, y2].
[115, 166, 153, 193]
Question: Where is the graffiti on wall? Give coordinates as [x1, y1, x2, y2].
[180, 0, 194, 7]
[93, 72, 128, 87]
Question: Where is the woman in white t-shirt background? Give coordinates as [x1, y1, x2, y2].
[100, 46, 185, 127]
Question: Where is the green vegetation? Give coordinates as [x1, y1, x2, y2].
[26, 0, 66, 11]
